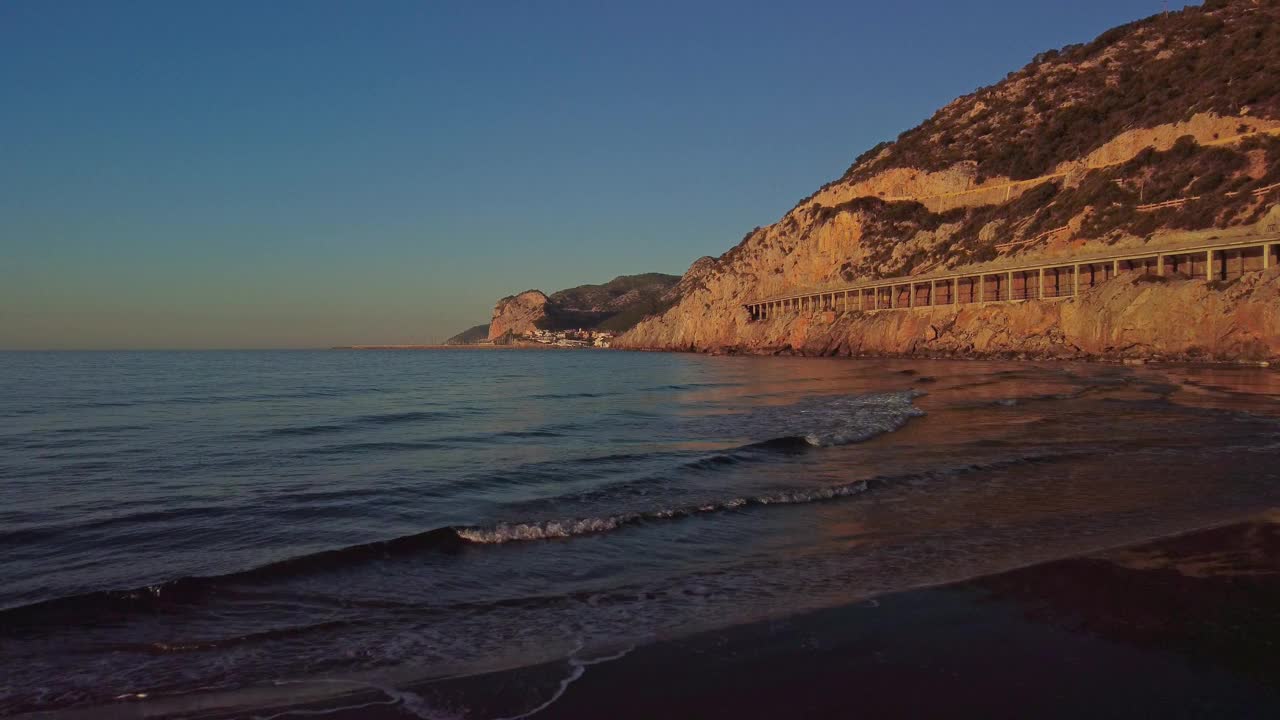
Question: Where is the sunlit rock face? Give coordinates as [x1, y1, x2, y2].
[617, 0, 1280, 361]
[488, 290, 550, 341]
[621, 271, 1280, 362]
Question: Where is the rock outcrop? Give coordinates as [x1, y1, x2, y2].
[617, 0, 1280, 362]
[621, 271, 1280, 361]
[482, 273, 682, 341]
[488, 290, 550, 341]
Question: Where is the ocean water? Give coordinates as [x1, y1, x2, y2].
[2, 350, 1280, 717]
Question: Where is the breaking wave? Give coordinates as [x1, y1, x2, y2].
[2, 390, 930, 624]
[455, 483, 865, 543]
[454, 480, 870, 543]
[1, 446, 1078, 627]
[449, 448, 1072, 546]
[0, 477, 877, 623]
[705, 390, 926, 448]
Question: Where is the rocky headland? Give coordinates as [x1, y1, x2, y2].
[449, 273, 682, 344]
[615, 0, 1280, 362]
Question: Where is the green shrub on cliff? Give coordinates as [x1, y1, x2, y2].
[837, 0, 1280, 184]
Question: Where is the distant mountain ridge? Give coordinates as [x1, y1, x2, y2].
[550, 273, 682, 313]
[445, 324, 490, 346]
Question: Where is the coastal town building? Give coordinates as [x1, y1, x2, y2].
[515, 328, 615, 348]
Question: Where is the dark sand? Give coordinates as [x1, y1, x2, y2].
[169, 515, 1280, 720]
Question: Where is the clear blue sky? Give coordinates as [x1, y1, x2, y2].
[2, 0, 1178, 349]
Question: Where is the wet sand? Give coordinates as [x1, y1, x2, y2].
[169, 515, 1280, 720]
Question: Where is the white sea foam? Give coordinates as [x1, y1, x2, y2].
[757, 480, 869, 505]
[449, 392, 923, 545]
[495, 642, 635, 720]
[456, 515, 637, 543]
[456, 480, 873, 544]
[251, 678, 465, 720]
[791, 391, 926, 447]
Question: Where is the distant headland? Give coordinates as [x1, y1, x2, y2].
[446, 272, 683, 348]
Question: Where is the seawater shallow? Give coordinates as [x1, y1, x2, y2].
[1, 350, 1279, 718]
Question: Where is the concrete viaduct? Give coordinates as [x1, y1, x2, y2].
[746, 235, 1280, 320]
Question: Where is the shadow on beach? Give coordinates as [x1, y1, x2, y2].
[176, 515, 1280, 720]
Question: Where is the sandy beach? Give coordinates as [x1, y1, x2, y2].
[170, 515, 1280, 720]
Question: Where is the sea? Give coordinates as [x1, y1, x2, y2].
[2, 350, 1280, 718]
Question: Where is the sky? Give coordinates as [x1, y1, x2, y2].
[1, 0, 1182, 349]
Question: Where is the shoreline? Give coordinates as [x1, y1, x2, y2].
[521, 515, 1280, 719]
[331, 343, 1274, 367]
[617, 271, 1280, 364]
[71, 514, 1280, 720]
[617, 345, 1278, 370]
[332, 344, 617, 351]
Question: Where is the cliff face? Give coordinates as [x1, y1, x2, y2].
[483, 274, 681, 341]
[488, 290, 550, 341]
[618, 0, 1280, 361]
[622, 270, 1280, 361]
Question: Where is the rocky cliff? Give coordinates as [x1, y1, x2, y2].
[634, 269, 1280, 362]
[481, 273, 681, 342]
[487, 290, 551, 341]
[618, 0, 1280, 361]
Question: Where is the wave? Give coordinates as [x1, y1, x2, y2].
[956, 386, 1099, 410]
[0, 448, 1080, 626]
[529, 391, 618, 400]
[67, 400, 136, 409]
[61, 389, 365, 411]
[459, 441, 1073, 548]
[405, 391, 926, 501]
[710, 390, 926, 448]
[351, 410, 462, 426]
[0, 504, 236, 546]
[495, 430, 565, 439]
[641, 382, 745, 392]
[298, 440, 450, 456]
[437, 429, 566, 444]
[3, 425, 151, 451]
[2, 479, 872, 624]
[0, 526, 470, 625]
[454, 480, 871, 544]
[110, 619, 355, 655]
[674, 436, 813, 472]
[266, 423, 349, 437]
[1, 390, 929, 623]
[439, 392, 926, 507]
[52, 424, 151, 435]
[264, 408, 478, 439]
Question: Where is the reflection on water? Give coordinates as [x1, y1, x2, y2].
[0, 351, 1278, 716]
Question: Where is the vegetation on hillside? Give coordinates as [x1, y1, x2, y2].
[595, 298, 678, 333]
[709, 0, 1280, 294]
[539, 272, 681, 332]
[820, 133, 1280, 280]
[844, 0, 1280, 183]
[446, 324, 490, 345]
[463, 273, 683, 342]
[549, 273, 681, 311]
